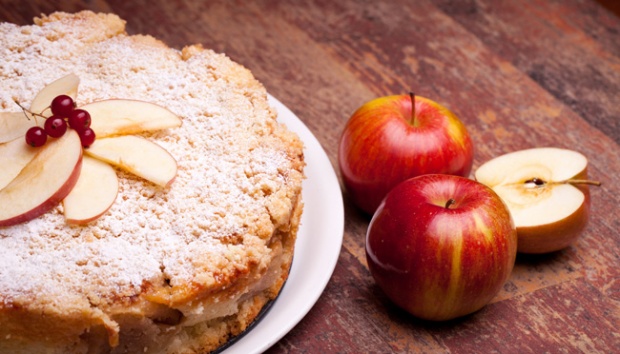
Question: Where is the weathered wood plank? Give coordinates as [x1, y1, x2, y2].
[432, 278, 620, 353]
[434, 0, 620, 144]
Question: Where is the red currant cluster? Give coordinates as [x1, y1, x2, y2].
[25, 95, 96, 148]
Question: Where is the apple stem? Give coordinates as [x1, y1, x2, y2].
[445, 198, 456, 209]
[562, 179, 602, 187]
[525, 178, 602, 188]
[409, 92, 416, 126]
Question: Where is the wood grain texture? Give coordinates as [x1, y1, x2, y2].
[1, 0, 619, 353]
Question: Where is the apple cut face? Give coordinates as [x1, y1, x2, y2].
[63, 155, 119, 225]
[29, 73, 80, 118]
[0, 130, 83, 227]
[0, 137, 39, 190]
[475, 147, 590, 253]
[0, 112, 38, 143]
[82, 99, 182, 138]
[85, 135, 177, 188]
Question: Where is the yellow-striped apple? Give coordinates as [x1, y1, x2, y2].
[366, 174, 517, 321]
[475, 147, 599, 254]
[338, 94, 473, 215]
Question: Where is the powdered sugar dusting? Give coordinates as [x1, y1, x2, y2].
[0, 13, 303, 307]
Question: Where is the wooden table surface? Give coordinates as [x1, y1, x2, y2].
[3, 1, 619, 353]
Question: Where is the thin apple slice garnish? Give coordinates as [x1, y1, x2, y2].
[63, 155, 119, 225]
[82, 99, 182, 138]
[85, 135, 177, 188]
[475, 147, 599, 253]
[29, 73, 80, 119]
[0, 137, 39, 190]
[0, 112, 37, 143]
[0, 130, 82, 227]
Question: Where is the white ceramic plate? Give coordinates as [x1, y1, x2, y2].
[220, 95, 344, 353]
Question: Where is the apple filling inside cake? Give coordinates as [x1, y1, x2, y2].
[0, 11, 304, 354]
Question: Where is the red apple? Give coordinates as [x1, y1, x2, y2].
[366, 174, 517, 321]
[338, 94, 474, 215]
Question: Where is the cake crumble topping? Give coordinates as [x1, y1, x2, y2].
[0, 12, 304, 311]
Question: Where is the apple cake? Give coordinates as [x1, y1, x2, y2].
[0, 11, 304, 354]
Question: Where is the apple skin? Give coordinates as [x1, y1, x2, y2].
[366, 174, 517, 321]
[338, 94, 474, 215]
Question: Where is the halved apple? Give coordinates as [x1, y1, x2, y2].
[0, 137, 39, 190]
[475, 147, 598, 254]
[82, 99, 182, 138]
[29, 73, 80, 118]
[63, 156, 119, 225]
[0, 112, 37, 143]
[0, 130, 82, 227]
[85, 135, 177, 188]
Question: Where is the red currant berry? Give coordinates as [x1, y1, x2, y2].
[50, 95, 75, 117]
[67, 109, 91, 131]
[44, 115, 68, 138]
[25, 126, 47, 147]
[79, 127, 96, 147]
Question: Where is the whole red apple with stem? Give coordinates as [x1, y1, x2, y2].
[366, 174, 517, 321]
[338, 93, 474, 215]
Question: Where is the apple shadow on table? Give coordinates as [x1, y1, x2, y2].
[367, 282, 483, 332]
[365, 247, 576, 336]
[515, 248, 571, 264]
[341, 187, 373, 215]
